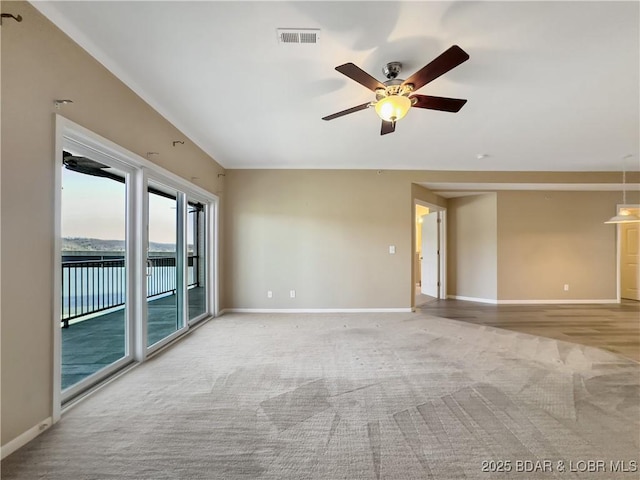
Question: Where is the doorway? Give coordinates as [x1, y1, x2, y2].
[619, 207, 640, 301]
[413, 200, 446, 308]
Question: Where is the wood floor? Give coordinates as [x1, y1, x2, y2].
[417, 296, 640, 362]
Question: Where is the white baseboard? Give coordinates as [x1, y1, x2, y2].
[1, 417, 52, 460]
[222, 308, 413, 314]
[447, 295, 498, 304]
[448, 295, 619, 305]
[496, 299, 619, 305]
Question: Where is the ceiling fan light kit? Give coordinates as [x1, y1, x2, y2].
[322, 45, 470, 135]
[374, 94, 412, 122]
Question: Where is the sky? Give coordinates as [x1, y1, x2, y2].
[62, 168, 185, 245]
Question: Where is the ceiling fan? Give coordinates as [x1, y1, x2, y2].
[322, 45, 469, 135]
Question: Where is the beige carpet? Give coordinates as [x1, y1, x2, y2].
[2, 312, 639, 479]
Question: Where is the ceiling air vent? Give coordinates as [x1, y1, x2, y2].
[277, 28, 320, 45]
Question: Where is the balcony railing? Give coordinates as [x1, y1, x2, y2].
[61, 255, 199, 327]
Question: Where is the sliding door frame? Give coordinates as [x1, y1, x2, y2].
[54, 115, 219, 421]
[186, 193, 216, 326]
[144, 176, 188, 355]
[56, 138, 139, 405]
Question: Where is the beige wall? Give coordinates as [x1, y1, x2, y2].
[222, 170, 416, 309]
[496, 190, 639, 300]
[223, 171, 638, 310]
[1, 2, 223, 446]
[445, 190, 638, 302]
[447, 194, 498, 300]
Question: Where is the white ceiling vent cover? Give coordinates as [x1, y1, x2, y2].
[277, 28, 320, 44]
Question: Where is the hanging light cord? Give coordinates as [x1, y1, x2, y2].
[622, 166, 627, 205]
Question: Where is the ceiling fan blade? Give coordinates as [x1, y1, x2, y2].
[322, 102, 371, 121]
[335, 63, 385, 92]
[381, 120, 396, 135]
[410, 95, 467, 112]
[402, 45, 469, 92]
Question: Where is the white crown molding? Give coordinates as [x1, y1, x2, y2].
[422, 182, 640, 198]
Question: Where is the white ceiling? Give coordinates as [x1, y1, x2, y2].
[34, 1, 639, 172]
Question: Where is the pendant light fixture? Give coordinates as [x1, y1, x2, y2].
[605, 155, 640, 224]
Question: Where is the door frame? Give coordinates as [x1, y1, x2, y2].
[185, 195, 216, 326]
[143, 177, 188, 356]
[56, 139, 139, 405]
[615, 204, 640, 301]
[412, 199, 447, 309]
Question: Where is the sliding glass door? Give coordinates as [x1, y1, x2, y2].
[187, 200, 207, 322]
[60, 152, 134, 396]
[57, 116, 218, 407]
[146, 184, 185, 347]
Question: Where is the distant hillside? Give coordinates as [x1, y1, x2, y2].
[63, 237, 178, 253]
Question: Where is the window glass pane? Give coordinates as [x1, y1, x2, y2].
[147, 186, 182, 346]
[61, 156, 128, 390]
[188, 201, 207, 320]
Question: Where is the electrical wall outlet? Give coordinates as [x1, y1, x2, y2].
[389, 245, 396, 254]
[290, 290, 296, 298]
[267, 290, 273, 298]
[563, 284, 569, 291]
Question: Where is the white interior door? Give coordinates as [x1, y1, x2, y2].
[420, 212, 439, 297]
[621, 221, 639, 301]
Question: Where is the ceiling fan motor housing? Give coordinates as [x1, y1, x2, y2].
[382, 61, 403, 80]
[378, 62, 414, 100]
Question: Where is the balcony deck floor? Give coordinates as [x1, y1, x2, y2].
[62, 286, 206, 390]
